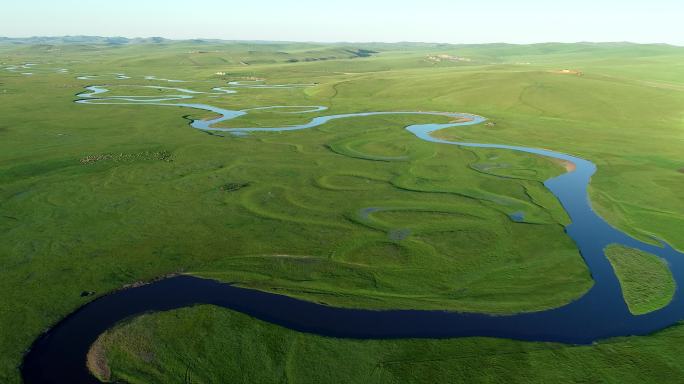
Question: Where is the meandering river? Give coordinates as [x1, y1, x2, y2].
[21, 79, 684, 384]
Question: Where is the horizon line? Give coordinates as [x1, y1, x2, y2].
[1, 35, 682, 48]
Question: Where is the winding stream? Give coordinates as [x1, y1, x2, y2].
[21, 79, 684, 383]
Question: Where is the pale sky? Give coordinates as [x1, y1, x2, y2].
[3, 0, 683, 45]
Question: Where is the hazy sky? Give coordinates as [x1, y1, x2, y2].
[3, 0, 683, 45]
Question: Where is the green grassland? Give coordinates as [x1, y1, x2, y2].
[1, 40, 683, 382]
[93, 305, 684, 384]
[605, 244, 676, 315]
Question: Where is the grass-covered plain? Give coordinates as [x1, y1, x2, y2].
[92, 305, 684, 384]
[1, 39, 683, 382]
[605, 244, 676, 315]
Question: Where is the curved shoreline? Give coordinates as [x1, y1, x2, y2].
[21, 81, 684, 383]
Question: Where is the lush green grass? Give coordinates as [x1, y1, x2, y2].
[92, 305, 684, 383]
[605, 244, 676, 315]
[1, 40, 683, 382]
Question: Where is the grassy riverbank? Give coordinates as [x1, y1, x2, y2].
[92, 305, 684, 383]
[1, 40, 683, 382]
[605, 244, 676, 315]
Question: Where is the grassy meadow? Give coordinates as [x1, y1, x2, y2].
[605, 244, 676, 315]
[1, 39, 683, 382]
[92, 305, 684, 384]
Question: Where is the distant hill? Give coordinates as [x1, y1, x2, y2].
[1, 37, 681, 67]
[1, 36, 678, 48]
[0, 36, 173, 45]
